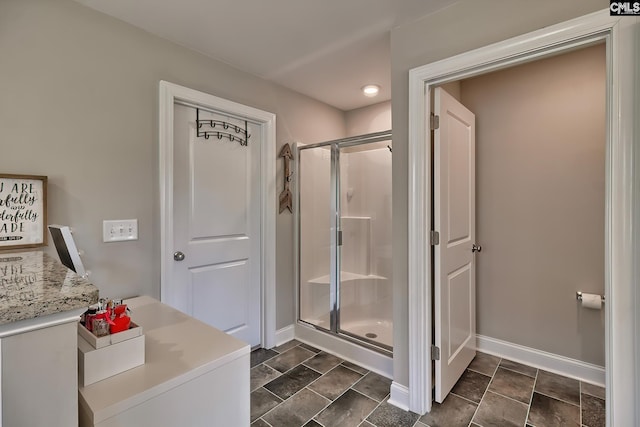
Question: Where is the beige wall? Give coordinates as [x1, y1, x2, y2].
[460, 44, 606, 365]
[390, 0, 608, 386]
[345, 101, 391, 136]
[0, 0, 346, 329]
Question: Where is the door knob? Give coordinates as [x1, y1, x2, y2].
[472, 244, 482, 253]
[173, 251, 185, 261]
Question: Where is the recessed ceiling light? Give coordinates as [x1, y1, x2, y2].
[362, 84, 380, 97]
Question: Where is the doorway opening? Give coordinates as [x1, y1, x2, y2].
[406, 11, 637, 424]
[430, 41, 606, 410]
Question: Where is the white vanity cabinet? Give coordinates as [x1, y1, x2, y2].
[1, 310, 84, 426]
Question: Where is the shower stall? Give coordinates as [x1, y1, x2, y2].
[295, 131, 393, 363]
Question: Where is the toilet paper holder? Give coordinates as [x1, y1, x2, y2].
[576, 291, 605, 303]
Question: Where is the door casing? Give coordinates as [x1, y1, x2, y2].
[159, 81, 277, 349]
[406, 9, 639, 426]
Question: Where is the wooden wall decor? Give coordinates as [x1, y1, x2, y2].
[278, 144, 293, 213]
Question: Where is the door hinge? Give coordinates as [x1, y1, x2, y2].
[431, 345, 440, 361]
[430, 114, 440, 130]
[337, 230, 343, 246]
[430, 230, 440, 246]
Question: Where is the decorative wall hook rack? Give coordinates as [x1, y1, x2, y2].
[196, 108, 250, 146]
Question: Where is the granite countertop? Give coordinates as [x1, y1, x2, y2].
[0, 250, 99, 325]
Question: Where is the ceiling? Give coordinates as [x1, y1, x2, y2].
[75, 0, 459, 111]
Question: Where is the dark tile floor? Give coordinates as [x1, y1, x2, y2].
[251, 342, 606, 427]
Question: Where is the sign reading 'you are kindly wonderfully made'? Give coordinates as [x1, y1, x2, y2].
[0, 174, 47, 250]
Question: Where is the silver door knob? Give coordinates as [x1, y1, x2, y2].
[472, 244, 482, 253]
[173, 251, 185, 261]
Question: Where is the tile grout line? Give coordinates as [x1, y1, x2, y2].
[497, 364, 537, 379]
[341, 361, 371, 376]
[467, 360, 499, 427]
[533, 389, 581, 408]
[579, 381, 583, 427]
[262, 384, 330, 426]
[264, 348, 319, 377]
[258, 417, 275, 427]
[483, 389, 532, 407]
[358, 390, 388, 427]
[311, 380, 383, 425]
[304, 386, 334, 426]
[524, 367, 539, 427]
[251, 363, 283, 392]
[450, 391, 481, 406]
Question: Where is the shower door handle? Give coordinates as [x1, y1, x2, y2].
[472, 244, 482, 253]
[337, 230, 343, 246]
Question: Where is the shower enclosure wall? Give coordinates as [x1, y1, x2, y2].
[296, 131, 393, 357]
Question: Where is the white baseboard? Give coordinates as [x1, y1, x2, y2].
[476, 335, 605, 387]
[274, 324, 295, 347]
[388, 382, 410, 411]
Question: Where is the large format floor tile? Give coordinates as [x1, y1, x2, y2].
[418, 393, 477, 427]
[527, 392, 580, 426]
[314, 389, 378, 427]
[487, 367, 535, 404]
[250, 344, 606, 427]
[450, 369, 492, 403]
[472, 391, 528, 427]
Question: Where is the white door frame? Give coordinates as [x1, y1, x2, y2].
[407, 9, 639, 425]
[159, 81, 277, 348]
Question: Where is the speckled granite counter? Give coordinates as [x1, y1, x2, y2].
[0, 250, 98, 326]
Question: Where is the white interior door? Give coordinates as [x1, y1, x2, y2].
[434, 87, 477, 403]
[171, 103, 261, 347]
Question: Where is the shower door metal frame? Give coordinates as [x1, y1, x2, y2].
[294, 130, 392, 355]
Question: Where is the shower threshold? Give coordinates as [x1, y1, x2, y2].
[294, 321, 393, 378]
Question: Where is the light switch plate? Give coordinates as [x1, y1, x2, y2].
[103, 219, 138, 242]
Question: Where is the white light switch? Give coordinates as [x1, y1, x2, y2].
[103, 219, 138, 242]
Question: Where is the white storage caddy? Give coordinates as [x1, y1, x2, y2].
[78, 322, 145, 386]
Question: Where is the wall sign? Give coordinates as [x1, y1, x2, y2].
[0, 174, 47, 250]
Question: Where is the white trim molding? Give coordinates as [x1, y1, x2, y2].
[158, 81, 277, 349]
[477, 335, 605, 387]
[388, 382, 410, 412]
[275, 325, 295, 347]
[408, 10, 639, 425]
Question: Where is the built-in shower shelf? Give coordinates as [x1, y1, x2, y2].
[307, 271, 386, 285]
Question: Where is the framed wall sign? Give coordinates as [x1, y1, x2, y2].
[0, 174, 47, 250]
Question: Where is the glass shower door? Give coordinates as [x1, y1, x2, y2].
[337, 143, 393, 350]
[298, 146, 333, 330]
[297, 132, 393, 353]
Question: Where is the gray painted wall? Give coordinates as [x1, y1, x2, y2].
[460, 44, 606, 366]
[345, 101, 391, 136]
[0, 0, 346, 330]
[390, 0, 608, 387]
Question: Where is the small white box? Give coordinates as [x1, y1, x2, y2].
[78, 334, 145, 386]
[78, 322, 143, 349]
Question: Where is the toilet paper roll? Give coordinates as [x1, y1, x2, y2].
[581, 293, 602, 310]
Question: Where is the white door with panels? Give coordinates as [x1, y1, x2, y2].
[433, 87, 478, 402]
[171, 103, 261, 347]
